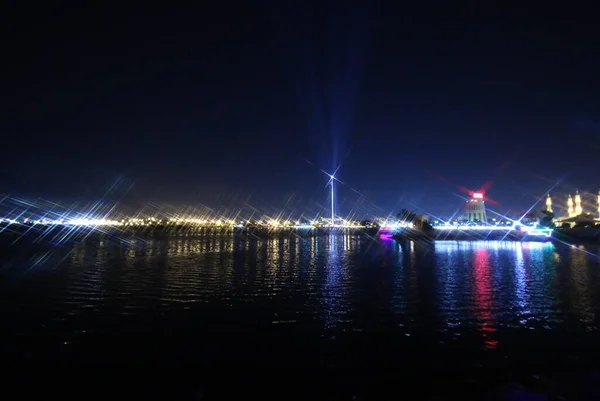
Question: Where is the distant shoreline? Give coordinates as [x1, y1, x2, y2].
[0, 223, 597, 245]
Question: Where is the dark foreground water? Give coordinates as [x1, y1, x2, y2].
[2, 232, 600, 399]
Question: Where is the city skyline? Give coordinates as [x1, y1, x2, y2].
[2, 186, 600, 225]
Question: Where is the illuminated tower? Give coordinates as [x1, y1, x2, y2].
[567, 194, 574, 217]
[323, 170, 339, 227]
[545, 194, 552, 213]
[330, 175, 335, 226]
[465, 192, 488, 223]
[597, 190, 600, 218]
[575, 191, 583, 216]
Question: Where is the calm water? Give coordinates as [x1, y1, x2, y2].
[2, 232, 600, 398]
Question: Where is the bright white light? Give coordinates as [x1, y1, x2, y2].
[436, 225, 514, 230]
[65, 218, 119, 226]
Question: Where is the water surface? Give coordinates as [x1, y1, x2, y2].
[2, 233, 600, 396]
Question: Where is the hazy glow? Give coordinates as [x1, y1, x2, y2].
[1, 215, 552, 236]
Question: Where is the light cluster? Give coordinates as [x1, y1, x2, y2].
[0, 215, 374, 229]
[434, 223, 552, 236]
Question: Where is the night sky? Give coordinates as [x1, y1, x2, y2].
[2, 2, 600, 219]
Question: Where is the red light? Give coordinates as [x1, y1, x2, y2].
[473, 193, 484, 199]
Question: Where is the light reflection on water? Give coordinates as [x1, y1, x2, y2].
[1, 234, 600, 366]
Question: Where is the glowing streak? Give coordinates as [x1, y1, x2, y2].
[524, 229, 552, 237]
[435, 225, 516, 230]
[321, 166, 342, 227]
[433, 225, 553, 236]
[330, 175, 335, 226]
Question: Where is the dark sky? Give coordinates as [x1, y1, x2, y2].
[2, 2, 600, 219]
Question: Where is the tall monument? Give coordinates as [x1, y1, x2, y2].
[545, 194, 553, 213]
[567, 194, 575, 217]
[575, 191, 583, 216]
[465, 192, 488, 223]
[330, 174, 335, 226]
[597, 190, 600, 218]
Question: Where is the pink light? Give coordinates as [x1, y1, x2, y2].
[472, 193, 484, 199]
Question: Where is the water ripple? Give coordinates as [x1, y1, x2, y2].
[2, 234, 600, 370]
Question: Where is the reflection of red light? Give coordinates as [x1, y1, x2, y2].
[473, 249, 497, 349]
[472, 193, 483, 199]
